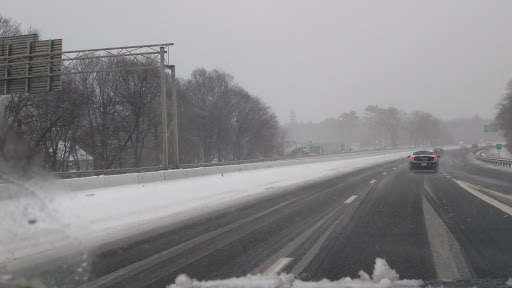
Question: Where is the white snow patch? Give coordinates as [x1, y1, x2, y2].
[168, 258, 422, 288]
[506, 277, 512, 286]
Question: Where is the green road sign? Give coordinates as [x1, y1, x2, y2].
[497, 144, 502, 150]
[484, 124, 498, 132]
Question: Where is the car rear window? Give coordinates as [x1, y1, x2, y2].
[413, 151, 434, 155]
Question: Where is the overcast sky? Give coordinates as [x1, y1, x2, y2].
[3, 0, 512, 123]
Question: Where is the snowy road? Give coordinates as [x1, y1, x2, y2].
[74, 150, 512, 287]
[5, 149, 512, 287]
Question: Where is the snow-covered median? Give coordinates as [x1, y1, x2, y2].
[2, 150, 414, 270]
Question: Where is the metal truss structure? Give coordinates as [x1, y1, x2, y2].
[0, 36, 178, 169]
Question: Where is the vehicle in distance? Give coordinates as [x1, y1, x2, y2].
[291, 146, 310, 156]
[408, 150, 439, 173]
[433, 147, 444, 157]
[471, 144, 479, 150]
[460, 145, 469, 151]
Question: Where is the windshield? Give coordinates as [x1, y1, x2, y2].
[413, 151, 434, 155]
[2, 1, 512, 288]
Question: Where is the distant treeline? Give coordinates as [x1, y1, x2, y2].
[496, 81, 512, 155]
[286, 106, 501, 150]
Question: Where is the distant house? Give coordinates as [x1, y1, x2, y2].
[54, 142, 93, 172]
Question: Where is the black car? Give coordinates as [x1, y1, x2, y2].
[408, 150, 439, 173]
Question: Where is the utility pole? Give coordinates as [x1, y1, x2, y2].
[170, 65, 179, 169]
[160, 47, 169, 170]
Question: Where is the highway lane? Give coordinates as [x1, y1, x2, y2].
[80, 150, 512, 287]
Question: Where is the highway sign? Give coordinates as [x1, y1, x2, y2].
[1, 35, 63, 94]
[484, 124, 498, 132]
[497, 144, 502, 150]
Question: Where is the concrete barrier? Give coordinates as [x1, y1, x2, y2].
[64, 175, 106, 192]
[62, 149, 418, 192]
[105, 173, 138, 188]
[137, 171, 165, 184]
[163, 169, 187, 181]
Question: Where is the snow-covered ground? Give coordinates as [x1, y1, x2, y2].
[480, 147, 512, 159]
[1, 150, 417, 272]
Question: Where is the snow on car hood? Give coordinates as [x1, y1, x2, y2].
[167, 258, 424, 288]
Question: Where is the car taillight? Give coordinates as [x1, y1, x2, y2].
[434, 156, 437, 161]
[410, 157, 414, 161]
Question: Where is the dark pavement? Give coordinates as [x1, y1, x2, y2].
[84, 149, 512, 288]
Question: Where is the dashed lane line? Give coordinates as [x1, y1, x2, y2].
[344, 195, 358, 204]
[369, 180, 376, 184]
[263, 257, 293, 275]
[252, 206, 341, 274]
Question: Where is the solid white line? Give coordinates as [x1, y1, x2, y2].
[344, 195, 358, 203]
[465, 183, 512, 201]
[369, 180, 376, 184]
[383, 172, 387, 175]
[455, 180, 512, 216]
[263, 257, 293, 275]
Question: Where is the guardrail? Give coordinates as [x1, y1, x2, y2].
[473, 149, 512, 168]
[55, 157, 283, 179]
[54, 147, 408, 179]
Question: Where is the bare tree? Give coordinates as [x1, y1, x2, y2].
[116, 59, 160, 167]
[0, 13, 22, 37]
[381, 107, 406, 150]
[496, 80, 512, 155]
[339, 110, 359, 145]
[186, 68, 235, 162]
[363, 105, 384, 148]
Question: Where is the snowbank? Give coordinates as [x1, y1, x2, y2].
[483, 147, 512, 159]
[167, 258, 423, 288]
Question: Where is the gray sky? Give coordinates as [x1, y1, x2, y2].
[4, 0, 512, 123]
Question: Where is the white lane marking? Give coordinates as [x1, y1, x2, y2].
[455, 180, 512, 216]
[423, 196, 472, 279]
[383, 172, 387, 175]
[291, 213, 343, 275]
[344, 195, 358, 203]
[263, 257, 293, 275]
[82, 199, 295, 287]
[369, 180, 376, 184]
[253, 206, 341, 274]
[393, 168, 396, 170]
[465, 183, 512, 202]
[446, 176, 451, 178]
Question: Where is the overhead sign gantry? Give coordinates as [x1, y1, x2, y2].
[0, 35, 178, 169]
